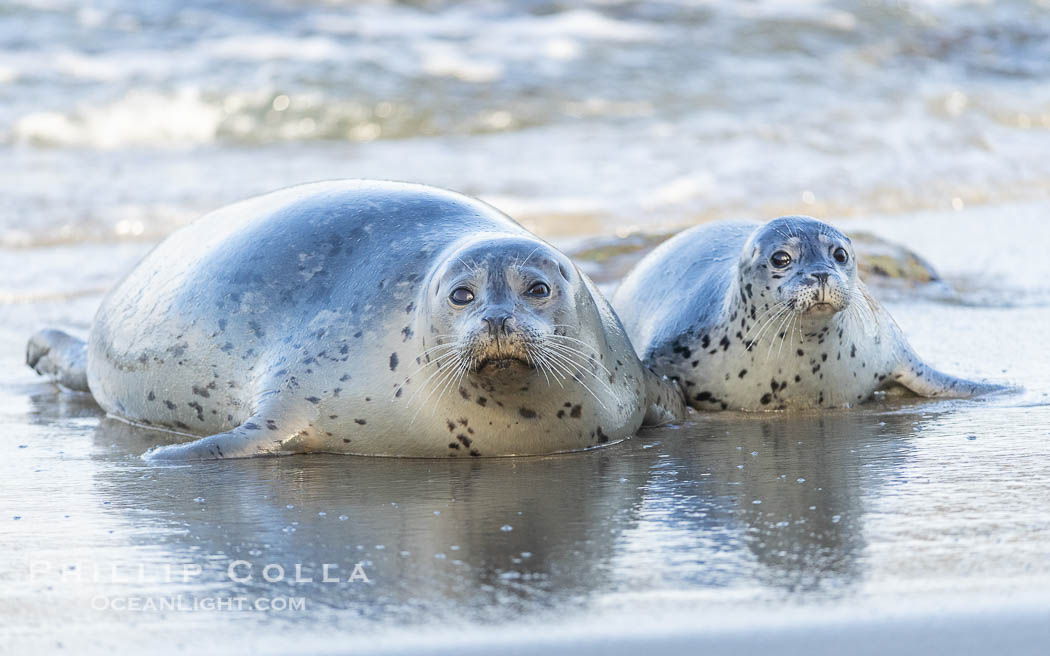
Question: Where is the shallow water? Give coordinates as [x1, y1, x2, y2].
[3, 202, 1050, 653]
[4, 0, 1050, 653]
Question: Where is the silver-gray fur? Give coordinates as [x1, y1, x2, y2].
[613, 216, 1003, 411]
[27, 180, 684, 459]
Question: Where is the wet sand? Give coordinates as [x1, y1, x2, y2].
[3, 202, 1049, 654]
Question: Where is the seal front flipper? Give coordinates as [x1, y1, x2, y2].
[641, 367, 687, 426]
[26, 329, 90, 393]
[890, 350, 1006, 399]
[143, 399, 319, 461]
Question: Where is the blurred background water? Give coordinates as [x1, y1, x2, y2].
[3, 1, 1050, 654]
[3, 0, 1050, 248]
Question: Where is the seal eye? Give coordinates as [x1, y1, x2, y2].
[449, 287, 475, 305]
[770, 251, 792, 268]
[526, 282, 551, 298]
[833, 247, 849, 264]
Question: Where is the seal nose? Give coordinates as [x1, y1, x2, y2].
[810, 272, 830, 285]
[482, 314, 513, 337]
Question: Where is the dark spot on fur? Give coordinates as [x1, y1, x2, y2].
[570, 404, 582, 418]
[355, 419, 367, 425]
[305, 396, 321, 404]
[389, 352, 399, 371]
[760, 394, 772, 405]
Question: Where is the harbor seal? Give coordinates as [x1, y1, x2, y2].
[26, 180, 684, 459]
[612, 216, 1003, 411]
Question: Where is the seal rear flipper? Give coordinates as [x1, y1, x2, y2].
[143, 403, 318, 461]
[891, 354, 1006, 399]
[26, 329, 90, 393]
[641, 367, 687, 426]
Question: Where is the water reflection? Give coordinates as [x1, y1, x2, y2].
[72, 400, 926, 626]
[629, 410, 920, 598]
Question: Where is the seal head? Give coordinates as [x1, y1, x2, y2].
[740, 216, 856, 317]
[423, 236, 581, 382]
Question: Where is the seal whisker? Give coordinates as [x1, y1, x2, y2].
[777, 312, 798, 366]
[393, 348, 460, 400]
[518, 246, 541, 269]
[539, 349, 610, 411]
[742, 302, 790, 341]
[407, 350, 464, 420]
[541, 336, 614, 376]
[526, 345, 554, 388]
[410, 353, 467, 424]
[541, 342, 617, 386]
[538, 344, 617, 396]
[746, 304, 792, 346]
[766, 306, 798, 363]
[534, 350, 564, 389]
[413, 342, 458, 363]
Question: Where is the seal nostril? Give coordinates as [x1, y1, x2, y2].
[811, 272, 830, 284]
[483, 315, 513, 336]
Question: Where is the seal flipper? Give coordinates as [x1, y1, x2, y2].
[641, 367, 687, 426]
[143, 399, 319, 461]
[26, 329, 90, 393]
[891, 351, 1005, 399]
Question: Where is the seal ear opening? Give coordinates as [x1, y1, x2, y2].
[558, 263, 571, 281]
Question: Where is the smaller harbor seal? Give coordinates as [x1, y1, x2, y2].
[26, 180, 683, 459]
[612, 216, 1003, 411]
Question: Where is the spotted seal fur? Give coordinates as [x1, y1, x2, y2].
[26, 180, 684, 459]
[612, 216, 1003, 411]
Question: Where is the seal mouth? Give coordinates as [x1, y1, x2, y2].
[803, 302, 841, 316]
[475, 356, 532, 372]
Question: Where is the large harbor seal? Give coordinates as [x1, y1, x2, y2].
[27, 180, 684, 459]
[612, 216, 1003, 411]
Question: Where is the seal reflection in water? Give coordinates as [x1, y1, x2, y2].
[26, 181, 683, 460]
[613, 216, 1003, 411]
